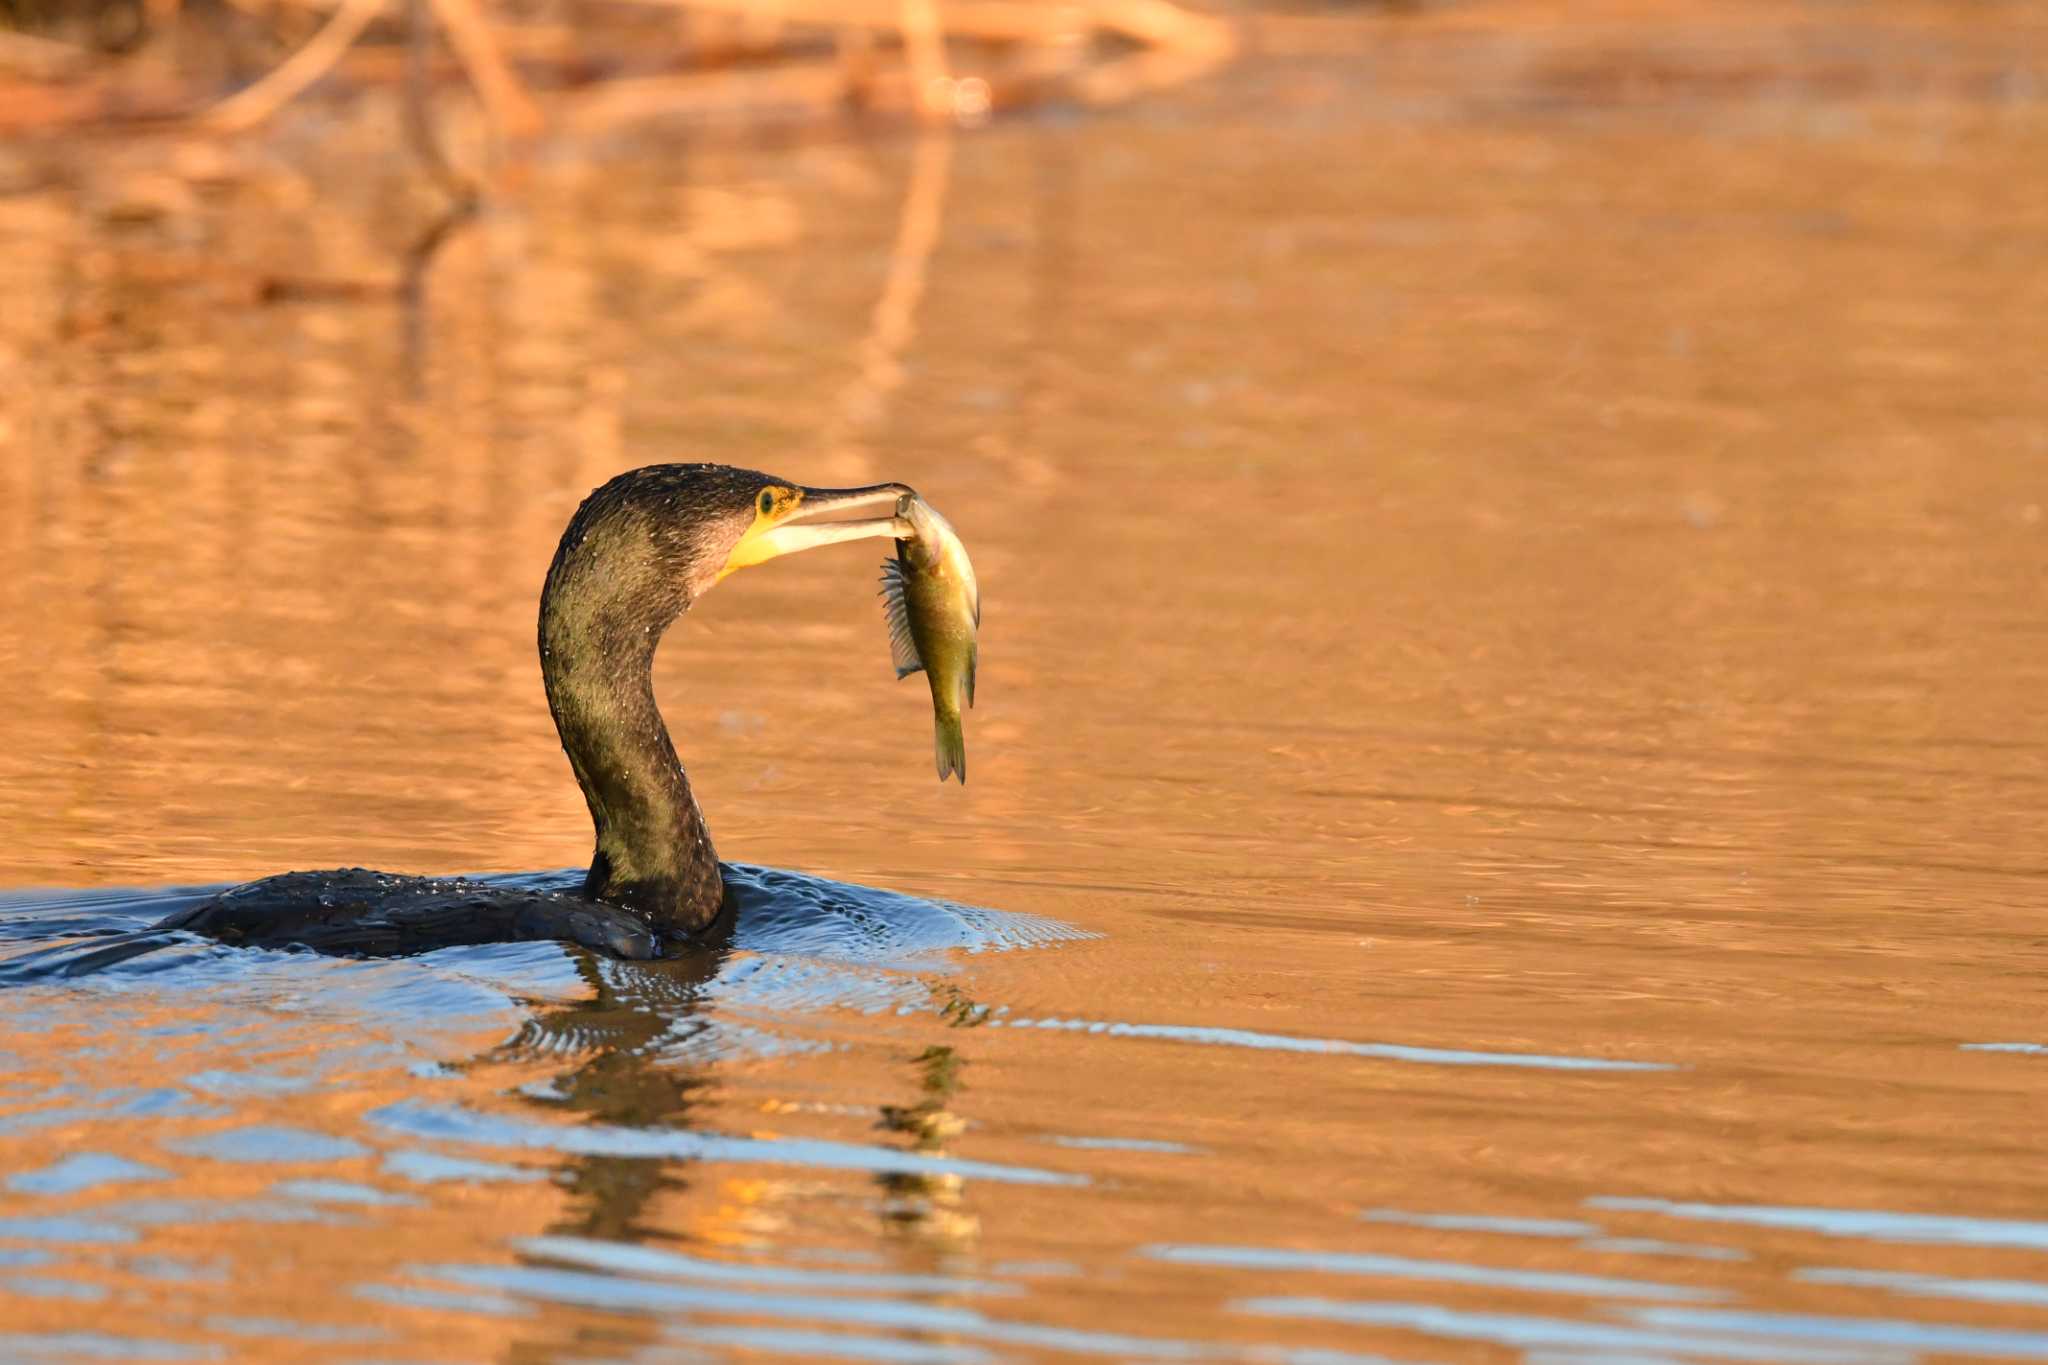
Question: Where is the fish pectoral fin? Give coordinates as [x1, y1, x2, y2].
[879, 561, 926, 678]
[963, 641, 976, 708]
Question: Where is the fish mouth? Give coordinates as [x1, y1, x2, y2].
[789, 482, 917, 526]
[719, 482, 918, 579]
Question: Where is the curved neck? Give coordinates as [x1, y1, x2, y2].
[539, 534, 724, 940]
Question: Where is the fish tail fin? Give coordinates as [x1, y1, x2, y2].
[934, 707, 966, 785]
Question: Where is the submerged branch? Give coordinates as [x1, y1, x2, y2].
[8, 0, 1236, 147]
[426, 0, 542, 140]
[196, 0, 385, 132]
[819, 124, 953, 480]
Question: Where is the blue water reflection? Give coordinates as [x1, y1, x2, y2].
[1237, 1297, 1912, 1365]
[987, 1018, 1672, 1072]
[1631, 1307, 2048, 1359]
[1148, 1243, 1718, 1301]
[1797, 1266, 2048, 1308]
[1360, 1209, 1599, 1238]
[7, 1154, 169, 1195]
[368, 1099, 1083, 1185]
[1590, 1196, 2048, 1251]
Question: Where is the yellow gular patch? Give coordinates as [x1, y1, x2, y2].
[718, 485, 804, 580]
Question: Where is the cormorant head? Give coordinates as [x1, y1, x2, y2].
[550, 465, 917, 617]
[706, 468, 919, 597]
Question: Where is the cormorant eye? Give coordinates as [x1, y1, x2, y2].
[759, 490, 776, 516]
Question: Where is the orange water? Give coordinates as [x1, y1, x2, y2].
[2, 12, 2047, 1362]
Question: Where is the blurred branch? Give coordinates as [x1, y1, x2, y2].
[197, 0, 538, 162]
[1087, 0, 1232, 52]
[824, 125, 951, 477]
[602, 0, 1081, 45]
[403, 0, 476, 202]
[562, 59, 849, 131]
[867, 127, 951, 391]
[426, 0, 542, 140]
[0, 29, 93, 81]
[11, 0, 1234, 146]
[196, 0, 384, 132]
[899, 0, 948, 122]
[1070, 37, 1229, 107]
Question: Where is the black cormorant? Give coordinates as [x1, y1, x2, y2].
[156, 464, 919, 961]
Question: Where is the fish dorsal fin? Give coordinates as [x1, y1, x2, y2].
[963, 639, 976, 708]
[878, 561, 925, 678]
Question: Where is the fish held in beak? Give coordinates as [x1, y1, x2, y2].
[718, 481, 916, 581]
[879, 493, 980, 784]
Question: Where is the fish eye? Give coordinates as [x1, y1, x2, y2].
[758, 490, 776, 516]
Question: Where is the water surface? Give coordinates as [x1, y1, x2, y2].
[1, 8, 2047, 1361]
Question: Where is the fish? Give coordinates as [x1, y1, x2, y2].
[880, 493, 980, 783]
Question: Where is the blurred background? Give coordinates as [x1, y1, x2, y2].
[2, 0, 2042, 891]
[2, 3, 2048, 1363]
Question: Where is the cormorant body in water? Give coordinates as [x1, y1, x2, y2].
[156, 464, 918, 961]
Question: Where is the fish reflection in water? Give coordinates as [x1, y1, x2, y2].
[877, 1041, 979, 1246]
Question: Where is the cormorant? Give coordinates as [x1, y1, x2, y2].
[155, 464, 920, 961]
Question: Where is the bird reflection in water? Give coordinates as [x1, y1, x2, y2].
[489, 933, 731, 1243]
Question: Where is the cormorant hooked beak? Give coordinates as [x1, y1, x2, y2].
[717, 481, 917, 583]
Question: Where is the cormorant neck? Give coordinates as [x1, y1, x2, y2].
[538, 528, 724, 941]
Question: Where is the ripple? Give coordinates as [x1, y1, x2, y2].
[519, 1234, 1019, 1296]
[1360, 1209, 1600, 1238]
[723, 863, 1094, 961]
[367, 1100, 1084, 1186]
[418, 1263, 994, 1333]
[1580, 1237, 1746, 1262]
[1237, 1298, 1907, 1365]
[0, 1275, 107, 1302]
[164, 1126, 370, 1164]
[202, 1315, 384, 1344]
[1146, 1244, 1718, 1301]
[7, 1154, 169, 1195]
[380, 1151, 548, 1185]
[988, 1018, 1673, 1072]
[0, 1216, 137, 1246]
[425, 1262, 1213, 1360]
[1797, 1266, 2048, 1309]
[115, 1200, 348, 1227]
[352, 1282, 534, 1318]
[182, 1070, 321, 1097]
[0, 1333, 216, 1361]
[674, 1325, 991, 1364]
[270, 1179, 422, 1208]
[0, 866, 1086, 1052]
[1589, 1196, 2048, 1251]
[1049, 1136, 1198, 1154]
[1631, 1306, 2048, 1359]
